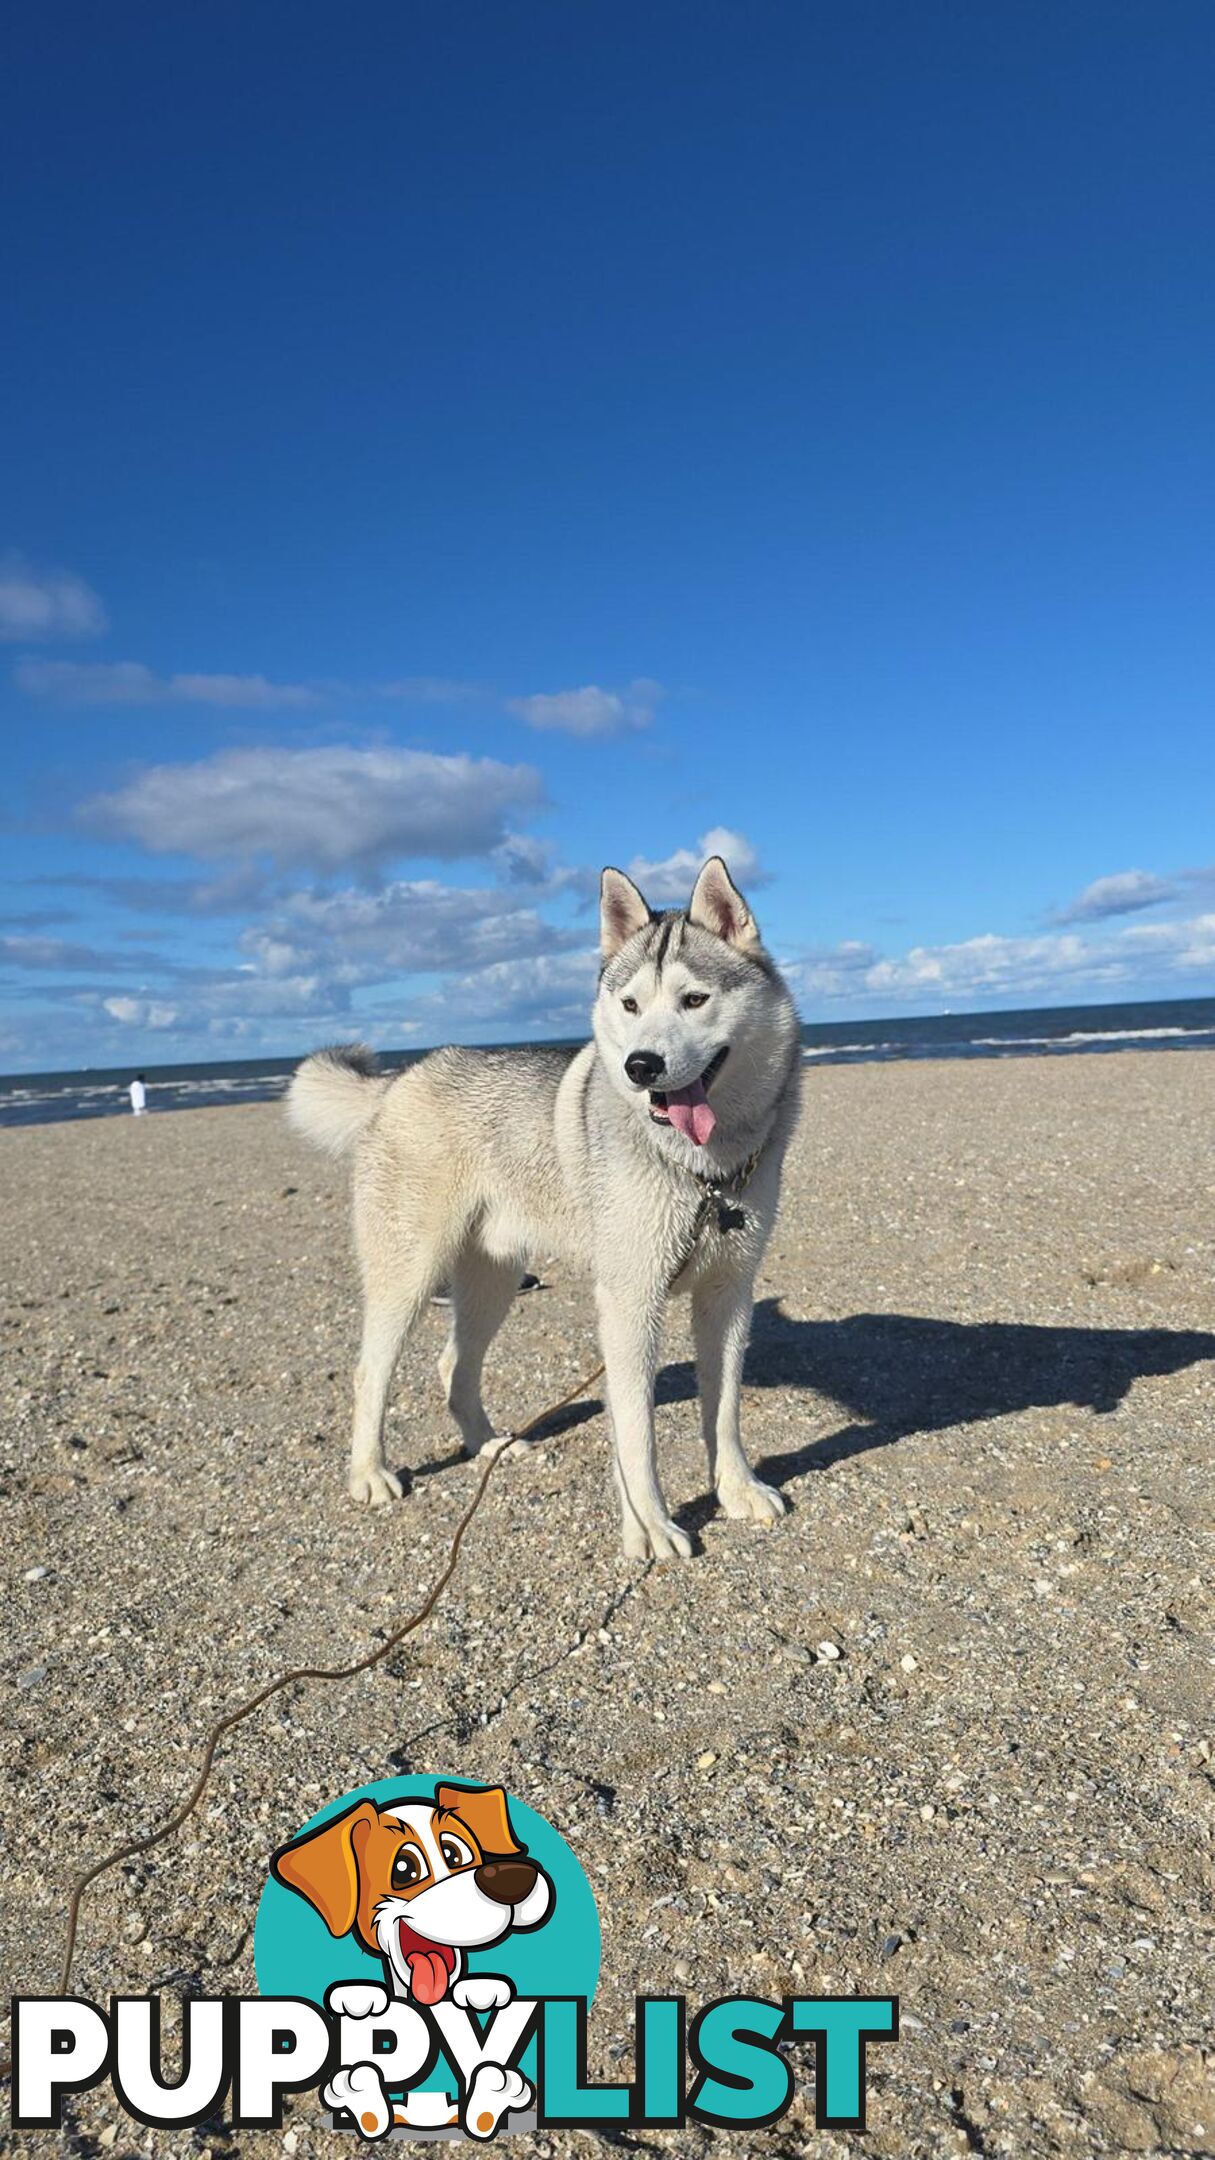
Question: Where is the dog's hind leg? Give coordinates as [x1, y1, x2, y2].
[350, 1265, 437, 1505]
[438, 1247, 520, 1455]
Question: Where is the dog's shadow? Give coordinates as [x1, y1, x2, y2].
[513, 1292, 1215, 1473]
[406, 1302, 1215, 1529]
[685, 1302, 1215, 1523]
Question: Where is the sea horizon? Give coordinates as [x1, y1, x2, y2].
[2, 990, 1214, 1129]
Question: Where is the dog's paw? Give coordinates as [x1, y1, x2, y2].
[349, 1463, 403, 1506]
[622, 1514, 693, 1562]
[481, 1431, 533, 1463]
[464, 2062, 532, 2138]
[720, 1475, 787, 1525]
[324, 2061, 391, 2139]
[453, 1973, 514, 2012]
[327, 1981, 390, 2020]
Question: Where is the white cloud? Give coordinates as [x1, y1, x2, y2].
[21, 654, 668, 728]
[2, 935, 95, 971]
[783, 940, 880, 997]
[102, 968, 356, 1033]
[17, 659, 323, 708]
[241, 879, 574, 983]
[17, 659, 486, 709]
[1054, 868, 1177, 923]
[81, 745, 546, 873]
[492, 833, 558, 885]
[408, 947, 599, 1033]
[0, 555, 108, 642]
[1117, 913, 1215, 970]
[200, 973, 347, 1020]
[0, 933, 167, 974]
[627, 826, 768, 904]
[0, 906, 74, 931]
[103, 996, 179, 1029]
[790, 913, 1215, 1008]
[37, 867, 277, 918]
[862, 932, 1097, 1000]
[376, 676, 482, 704]
[506, 678, 662, 738]
[490, 832, 597, 898]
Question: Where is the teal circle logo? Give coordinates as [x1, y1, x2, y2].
[254, 1776, 599, 2102]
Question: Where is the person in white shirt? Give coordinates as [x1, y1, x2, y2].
[129, 1073, 148, 1116]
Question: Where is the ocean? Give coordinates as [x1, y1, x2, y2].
[2, 994, 1213, 1130]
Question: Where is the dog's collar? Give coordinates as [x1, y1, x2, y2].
[689, 1142, 764, 1234]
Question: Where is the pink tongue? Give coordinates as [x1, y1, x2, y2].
[665, 1079, 716, 1147]
[407, 1948, 452, 2005]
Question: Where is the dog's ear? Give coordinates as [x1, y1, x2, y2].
[688, 855, 760, 951]
[270, 1799, 380, 1936]
[436, 1783, 524, 1858]
[600, 867, 653, 959]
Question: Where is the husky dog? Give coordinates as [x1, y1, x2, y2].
[288, 856, 801, 1560]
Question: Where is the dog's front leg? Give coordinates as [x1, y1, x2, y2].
[596, 1279, 692, 1560]
[692, 1272, 786, 1525]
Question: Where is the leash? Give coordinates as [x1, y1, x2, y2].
[4, 1141, 767, 2069]
[24, 1354, 605, 2034]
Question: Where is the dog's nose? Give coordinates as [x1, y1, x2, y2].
[624, 1050, 665, 1087]
[474, 1859, 538, 1906]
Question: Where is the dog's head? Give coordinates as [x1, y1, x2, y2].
[271, 1784, 552, 2005]
[593, 854, 798, 1150]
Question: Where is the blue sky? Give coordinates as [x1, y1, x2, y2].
[3, 1, 1214, 1071]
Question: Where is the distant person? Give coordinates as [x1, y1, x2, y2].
[129, 1073, 148, 1117]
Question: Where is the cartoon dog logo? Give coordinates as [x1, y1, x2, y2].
[271, 1782, 553, 2139]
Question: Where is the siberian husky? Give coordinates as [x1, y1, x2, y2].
[288, 856, 802, 1559]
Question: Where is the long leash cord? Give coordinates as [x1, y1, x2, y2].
[1, 1352, 604, 2070]
[4, 1146, 762, 2071]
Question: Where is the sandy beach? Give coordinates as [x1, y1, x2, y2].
[3, 1050, 1213, 2156]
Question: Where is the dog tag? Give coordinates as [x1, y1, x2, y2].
[716, 1202, 746, 1232]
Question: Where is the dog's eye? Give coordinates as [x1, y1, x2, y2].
[682, 991, 709, 1009]
[440, 1833, 474, 1869]
[622, 996, 639, 1015]
[391, 1845, 425, 1889]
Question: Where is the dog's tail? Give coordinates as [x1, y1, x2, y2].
[286, 1043, 391, 1156]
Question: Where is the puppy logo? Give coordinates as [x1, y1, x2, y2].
[259, 1777, 596, 2140]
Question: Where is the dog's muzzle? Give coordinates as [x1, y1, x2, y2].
[474, 1859, 538, 1905]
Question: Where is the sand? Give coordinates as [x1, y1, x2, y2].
[2, 1050, 1214, 2156]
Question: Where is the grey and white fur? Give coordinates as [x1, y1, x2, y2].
[287, 855, 802, 1560]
